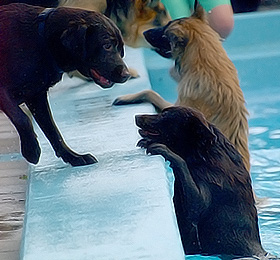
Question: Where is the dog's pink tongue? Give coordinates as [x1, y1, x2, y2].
[90, 69, 111, 86]
[99, 76, 110, 85]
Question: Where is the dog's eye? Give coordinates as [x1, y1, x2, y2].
[103, 43, 113, 51]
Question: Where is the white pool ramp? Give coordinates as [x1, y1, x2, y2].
[20, 47, 185, 260]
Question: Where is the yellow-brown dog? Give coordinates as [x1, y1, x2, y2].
[114, 6, 250, 173]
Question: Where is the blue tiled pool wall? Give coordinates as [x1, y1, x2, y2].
[143, 10, 280, 256]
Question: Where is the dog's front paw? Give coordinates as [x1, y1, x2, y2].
[137, 138, 153, 148]
[112, 97, 126, 106]
[146, 143, 169, 156]
[21, 138, 41, 164]
[146, 143, 184, 167]
[113, 94, 143, 106]
[61, 152, 98, 167]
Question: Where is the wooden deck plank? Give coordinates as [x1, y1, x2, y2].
[0, 112, 28, 260]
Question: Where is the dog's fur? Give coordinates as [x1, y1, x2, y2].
[114, 6, 250, 172]
[103, 0, 171, 47]
[135, 106, 268, 258]
[0, 0, 171, 48]
[0, 4, 129, 166]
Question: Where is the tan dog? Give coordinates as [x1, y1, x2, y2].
[114, 6, 250, 173]
[59, 0, 171, 48]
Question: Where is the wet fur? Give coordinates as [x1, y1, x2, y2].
[0, 4, 129, 166]
[135, 106, 267, 258]
[114, 6, 250, 172]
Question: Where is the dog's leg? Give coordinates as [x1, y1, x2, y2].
[113, 90, 172, 111]
[0, 89, 41, 164]
[146, 142, 210, 252]
[26, 92, 97, 166]
[146, 143, 209, 218]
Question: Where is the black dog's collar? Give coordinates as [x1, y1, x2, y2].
[38, 8, 64, 74]
[38, 8, 55, 38]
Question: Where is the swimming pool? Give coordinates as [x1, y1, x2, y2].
[19, 9, 280, 260]
[143, 10, 280, 257]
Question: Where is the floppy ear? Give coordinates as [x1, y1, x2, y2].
[191, 115, 217, 146]
[192, 4, 207, 22]
[60, 24, 88, 59]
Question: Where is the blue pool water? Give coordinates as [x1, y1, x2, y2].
[143, 10, 280, 258]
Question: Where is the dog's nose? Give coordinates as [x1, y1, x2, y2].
[120, 68, 130, 82]
[114, 65, 130, 83]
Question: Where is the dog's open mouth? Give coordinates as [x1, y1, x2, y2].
[137, 128, 161, 148]
[90, 68, 114, 88]
[139, 129, 160, 138]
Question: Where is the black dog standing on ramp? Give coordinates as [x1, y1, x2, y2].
[0, 4, 130, 166]
[135, 106, 278, 259]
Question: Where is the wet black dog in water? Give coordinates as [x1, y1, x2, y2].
[0, 4, 129, 166]
[135, 106, 276, 259]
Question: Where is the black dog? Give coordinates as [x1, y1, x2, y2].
[135, 106, 272, 259]
[0, 4, 130, 166]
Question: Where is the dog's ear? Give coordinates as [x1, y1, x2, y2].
[60, 24, 88, 60]
[191, 113, 217, 146]
[169, 32, 188, 48]
[192, 4, 207, 22]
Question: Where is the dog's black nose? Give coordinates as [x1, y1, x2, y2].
[114, 65, 130, 83]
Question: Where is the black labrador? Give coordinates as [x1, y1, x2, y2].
[135, 106, 276, 259]
[0, 4, 130, 166]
